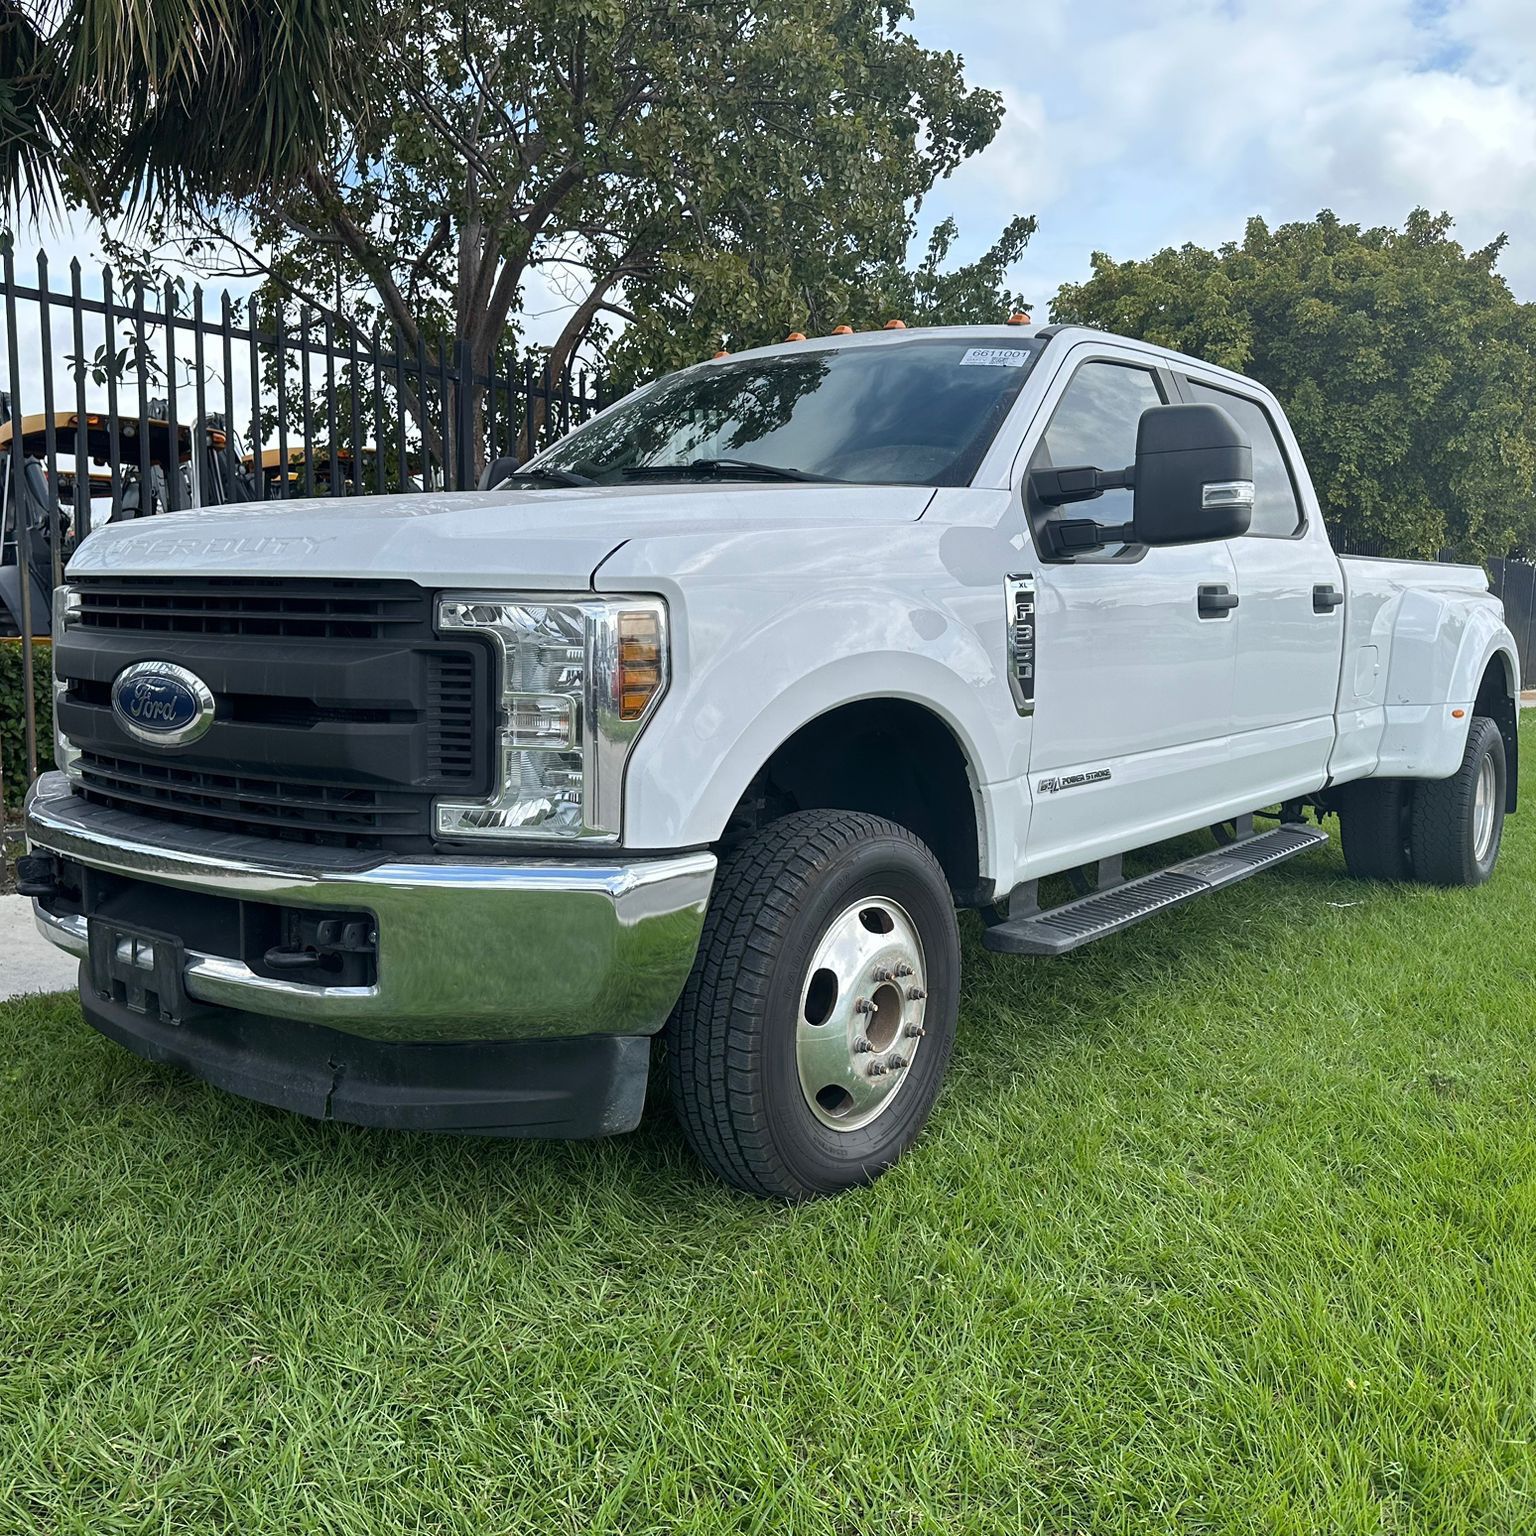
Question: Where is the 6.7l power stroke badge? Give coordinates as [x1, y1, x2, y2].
[1037, 768, 1112, 795]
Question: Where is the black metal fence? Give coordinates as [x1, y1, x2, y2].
[1488, 560, 1536, 685]
[0, 238, 605, 815]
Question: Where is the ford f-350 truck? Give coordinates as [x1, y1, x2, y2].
[22, 322, 1519, 1198]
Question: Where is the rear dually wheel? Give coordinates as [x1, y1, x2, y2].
[1409, 715, 1505, 886]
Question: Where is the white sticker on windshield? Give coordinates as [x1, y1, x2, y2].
[959, 348, 1032, 368]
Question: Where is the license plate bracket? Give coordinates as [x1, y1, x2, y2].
[87, 919, 191, 1024]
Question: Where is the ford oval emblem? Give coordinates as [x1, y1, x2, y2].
[111, 661, 216, 747]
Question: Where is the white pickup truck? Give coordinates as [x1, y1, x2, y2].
[21, 322, 1519, 1198]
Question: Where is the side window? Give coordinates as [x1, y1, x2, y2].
[1182, 378, 1301, 538]
[1029, 362, 1164, 557]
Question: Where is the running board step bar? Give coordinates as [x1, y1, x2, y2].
[982, 823, 1329, 957]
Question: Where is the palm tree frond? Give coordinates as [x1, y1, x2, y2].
[6, 0, 387, 221]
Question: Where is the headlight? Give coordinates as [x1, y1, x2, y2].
[52, 584, 82, 782]
[434, 594, 668, 842]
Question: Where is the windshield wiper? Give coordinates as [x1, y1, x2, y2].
[503, 466, 596, 487]
[621, 457, 834, 483]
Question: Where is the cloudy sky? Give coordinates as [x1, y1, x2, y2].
[913, 0, 1536, 308]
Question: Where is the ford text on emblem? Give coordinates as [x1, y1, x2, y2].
[111, 662, 216, 747]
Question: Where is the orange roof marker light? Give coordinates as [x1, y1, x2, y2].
[712, 349, 730, 359]
[1006, 311, 1032, 325]
[786, 331, 807, 342]
[830, 324, 854, 335]
[884, 318, 907, 329]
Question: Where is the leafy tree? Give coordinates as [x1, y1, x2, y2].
[1053, 209, 1536, 562]
[214, 0, 1021, 463]
[617, 213, 1038, 381]
[5, 1, 1032, 476]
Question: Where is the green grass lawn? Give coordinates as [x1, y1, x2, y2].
[4, 736, 1536, 1535]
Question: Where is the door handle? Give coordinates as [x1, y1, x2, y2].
[1313, 583, 1344, 613]
[1197, 584, 1239, 618]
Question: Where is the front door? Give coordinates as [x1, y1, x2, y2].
[1019, 352, 1241, 877]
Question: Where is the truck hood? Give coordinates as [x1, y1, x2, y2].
[67, 481, 937, 589]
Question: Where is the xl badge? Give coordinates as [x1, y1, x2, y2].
[111, 661, 216, 747]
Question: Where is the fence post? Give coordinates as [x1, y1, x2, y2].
[1524, 562, 1536, 687]
[69, 258, 89, 540]
[2, 236, 39, 784]
[37, 250, 63, 591]
[455, 337, 476, 490]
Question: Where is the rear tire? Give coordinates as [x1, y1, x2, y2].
[1337, 777, 1414, 882]
[1409, 715, 1505, 887]
[666, 809, 960, 1200]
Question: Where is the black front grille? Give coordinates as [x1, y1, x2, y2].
[58, 578, 493, 852]
[78, 751, 429, 850]
[74, 576, 428, 640]
[426, 651, 476, 781]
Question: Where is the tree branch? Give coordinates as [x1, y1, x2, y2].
[302, 167, 427, 359]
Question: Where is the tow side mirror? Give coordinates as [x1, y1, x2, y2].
[1132, 403, 1253, 545]
[1032, 402, 1254, 555]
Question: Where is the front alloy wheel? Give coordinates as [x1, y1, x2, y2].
[795, 894, 929, 1131]
[667, 809, 960, 1199]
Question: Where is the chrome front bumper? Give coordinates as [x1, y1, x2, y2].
[25, 772, 716, 1044]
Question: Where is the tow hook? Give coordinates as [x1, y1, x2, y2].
[263, 917, 376, 973]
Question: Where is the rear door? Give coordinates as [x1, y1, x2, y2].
[1174, 373, 1344, 805]
[1020, 349, 1241, 875]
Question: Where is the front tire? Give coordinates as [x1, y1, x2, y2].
[1409, 715, 1506, 887]
[667, 809, 960, 1199]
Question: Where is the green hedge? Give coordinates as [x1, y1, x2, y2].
[1, 639, 54, 810]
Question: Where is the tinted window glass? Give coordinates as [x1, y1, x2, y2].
[1183, 379, 1301, 537]
[535, 338, 1044, 488]
[1032, 361, 1163, 531]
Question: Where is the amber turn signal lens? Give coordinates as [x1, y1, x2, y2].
[618, 611, 664, 719]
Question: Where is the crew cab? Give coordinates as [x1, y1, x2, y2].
[21, 322, 1519, 1198]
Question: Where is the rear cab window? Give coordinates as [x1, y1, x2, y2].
[1179, 377, 1303, 538]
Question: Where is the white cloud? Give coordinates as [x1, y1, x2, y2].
[943, 86, 1053, 209]
[916, 0, 1536, 302]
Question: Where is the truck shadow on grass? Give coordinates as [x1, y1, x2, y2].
[9, 831, 1409, 1230]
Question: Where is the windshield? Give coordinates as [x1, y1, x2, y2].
[532, 337, 1044, 488]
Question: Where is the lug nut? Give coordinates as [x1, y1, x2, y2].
[872, 966, 893, 983]
[906, 986, 926, 1001]
[853, 997, 875, 1015]
[904, 1023, 925, 1038]
[853, 1036, 873, 1054]
[893, 962, 914, 978]
[888, 1054, 908, 1070]
[866, 1061, 888, 1078]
